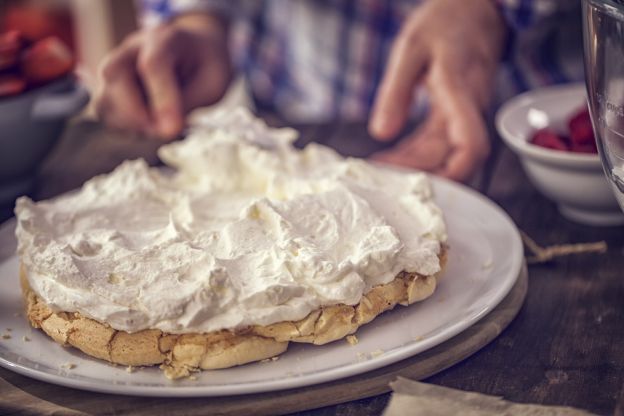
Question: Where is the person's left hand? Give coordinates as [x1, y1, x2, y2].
[368, 0, 506, 182]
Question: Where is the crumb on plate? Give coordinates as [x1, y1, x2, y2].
[370, 349, 385, 358]
[482, 259, 494, 270]
[346, 335, 358, 345]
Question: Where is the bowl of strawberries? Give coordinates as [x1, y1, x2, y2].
[0, 29, 88, 208]
[496, 83, 624, 226]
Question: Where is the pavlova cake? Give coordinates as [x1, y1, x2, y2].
[15, 108, 447, 379]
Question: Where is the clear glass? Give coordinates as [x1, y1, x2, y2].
[583, 0, 624, 210]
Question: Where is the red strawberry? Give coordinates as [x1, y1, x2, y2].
[568, 107, 595, 145]
[529, 128, 570, 151]
[0, 30, 24, 70]
[21, 36, 73, 84]
[0, 74, 26, 97]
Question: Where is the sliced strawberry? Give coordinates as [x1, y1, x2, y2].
[529, 128, 570, 151]
[21, 36, 73, 84]
[0, 74, 26, 97]
[0, 30, 24, 70]
[568, 107, 595, 145]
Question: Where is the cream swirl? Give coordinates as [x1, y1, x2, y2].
[15, 108, 447, 333]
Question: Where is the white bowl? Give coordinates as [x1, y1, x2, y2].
[496, 83, 624, 226]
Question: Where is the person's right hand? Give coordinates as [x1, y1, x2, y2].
[368, 0, 505, 182]
[94, 13, 232, 140]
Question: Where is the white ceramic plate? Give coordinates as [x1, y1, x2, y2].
[0, 176, 523, 397]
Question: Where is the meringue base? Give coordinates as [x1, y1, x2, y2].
[20, 247, 447, 379]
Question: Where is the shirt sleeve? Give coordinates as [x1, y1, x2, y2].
[138, 0, 235, 27]
[492, 0, 584, 101]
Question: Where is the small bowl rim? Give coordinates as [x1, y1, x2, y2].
[495, 83, 601, 169]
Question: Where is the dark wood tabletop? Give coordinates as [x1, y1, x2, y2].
[0, 118, 623, 415]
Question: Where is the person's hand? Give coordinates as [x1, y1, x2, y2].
[368, 0, 506, 182]
[94, 13, 232, 140]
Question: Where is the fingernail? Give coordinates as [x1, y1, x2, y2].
[370, 114, 388, 134]
[159, 113, 181, 139]
[370, 113, 396, 141]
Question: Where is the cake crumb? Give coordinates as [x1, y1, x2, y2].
[260, 358, 271, 363]
[108, 273, 122, 284]
[482, 259, 494, 270]
[126, 366, 135, 373]
[61, 363, 76, 370]
[413, 335, 424, 342]
[346, 335, 358, 346]
[188, 375, 198, 381]
[271, 356, 279, 361]
[2, 334, 11, 340]
[370, 349, 385, 358]
[356, 352, 367, 362]
[22, 336, 30, 342]
[161, 363, 192, 380]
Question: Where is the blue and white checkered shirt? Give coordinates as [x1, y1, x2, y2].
[140, 0, 584, 122]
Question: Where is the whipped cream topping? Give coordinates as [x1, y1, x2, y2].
[15, 108, 447, 334]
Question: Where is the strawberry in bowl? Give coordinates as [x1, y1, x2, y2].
[529, 107, 598, 154]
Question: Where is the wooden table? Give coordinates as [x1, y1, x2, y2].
[1, 119, 623, 415]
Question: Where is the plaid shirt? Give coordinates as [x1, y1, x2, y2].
[140, 0, 584, 122]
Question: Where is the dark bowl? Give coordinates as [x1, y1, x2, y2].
[0, 76, 89, 208]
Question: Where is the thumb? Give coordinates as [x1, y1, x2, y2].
[137, 39, 184, 140]
[369, 35, 428, 141]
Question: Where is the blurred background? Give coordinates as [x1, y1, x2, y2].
[0, 0, 140, 222]
[0, 0, 616, 226]
[0, 0, 137, 96]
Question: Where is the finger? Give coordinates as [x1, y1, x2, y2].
[95, 72, 151, 133]
[181, 61, 231, 112]
[137, 29, 184, 140]
[427, 59, 489, 181]
[372, 136, 450, 171]
[371, 112, 451, 170]
[98, 32, 142, 83]
[436, 105, 488, 181]
[369, 33, 429, 141]
[95, 36, 151, 133]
